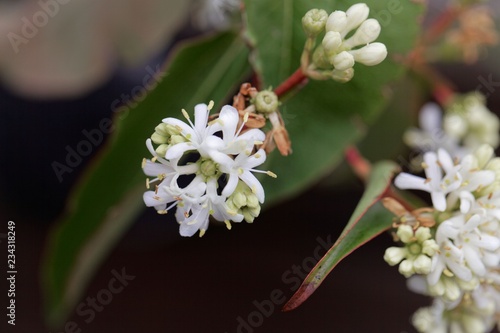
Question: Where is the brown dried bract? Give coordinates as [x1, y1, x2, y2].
[382, 197, 436, 229]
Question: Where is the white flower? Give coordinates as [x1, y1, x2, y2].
[142, 102, 272, 237]
[395, 149, 461, 211]
[403, 103, 464, 158]
[412, 298, 492, 333]
[428, 214, 500, 286]
[444, 93, 500, 150]
[395, 147, 495, 213]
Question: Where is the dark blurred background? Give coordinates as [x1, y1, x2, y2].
[1, 0, 500, 332]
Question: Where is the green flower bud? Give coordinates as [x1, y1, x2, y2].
[170, 134, 186, 145]
[151, 132, 169, 144]
[302, 9, 328, 37]
[154, 123, 170, 136]
[155, 144, 169, 157]
[243, 210, 255, 223]
[312, 46, 332, 69]
[254, 90, 279, 114]
[232, 192, 247, 209]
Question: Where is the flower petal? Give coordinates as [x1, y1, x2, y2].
[165, 142, 195, 160]
[240, 170, 265, 203]
[394, 173, 431, 192]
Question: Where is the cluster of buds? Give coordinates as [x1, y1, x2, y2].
[385, 96, 500, 332]
[300, 3, 388, 82]
[403, 92, 499, 172]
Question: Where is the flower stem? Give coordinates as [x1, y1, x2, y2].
[424, 6, 462, 44]
[274, 68, 308, 97]
[344, 145, 371, 182]
[345, 145, 415, 212]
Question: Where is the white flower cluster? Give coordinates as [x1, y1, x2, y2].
[404, 93, 499, 160]
[387, 110, 500, 332]
[142, 102, 275, 237]
[302, 3, 387, 82]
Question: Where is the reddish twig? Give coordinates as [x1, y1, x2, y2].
[274, 68, 308, 97]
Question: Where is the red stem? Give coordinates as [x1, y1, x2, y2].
[424, 6, 462, 44]
[344, 145, 415, 212]
[274, 68, 308, 97]
[344, 145, 371, 182]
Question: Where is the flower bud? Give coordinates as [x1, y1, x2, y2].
[414, 227, 431, 243]
[413, 255, 431, 274]
[349, 42, 387, 66]
[151, 132, 169, 144]
[155, 123, 171, 136]
[155, 144, 169, 157]
[246, 194, 259, 208]
[325, 10, 347, 33]
[384, 247, 407, 266]
[170, 134, 186, 145]
[322, 31, 342, 56]
[422, 239, 439, 256]
[462, 314, 486, 333]
[442, 277, 461, 301]
[331, 51, 355, 71]
[344, 3, 370, 35]
[443, 113, 467, 138]
[474, 144, 494, 168]
[312, 46, 332, 69]
[398, 259, 415, 277]
[343, 18, 381, 49]
[397, 224, 414, 243]
[302, 9, 328, 37]
[254, 90, 279, 114]
[232, 192, 247, 209]
[331, 68, 354, 83]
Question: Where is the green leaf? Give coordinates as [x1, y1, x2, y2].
[43, 32, 251, 326]
[282, 160, 399, 311]
[243, 0, 424, 204]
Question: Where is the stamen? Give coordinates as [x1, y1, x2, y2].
[142, 158, 147, 168]
[224, 220, 232, 230]
[208, 100, 215, 111]
[266, 171, 278, 178]
[199, 229, 206, 237]
[182, 109, 196, 129]
[146, 178, 151, 189]
[152, 156, 158, 163]
[157, 210, 168, 215]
